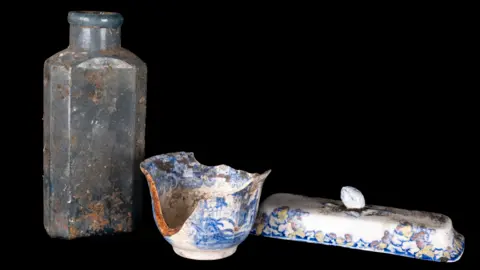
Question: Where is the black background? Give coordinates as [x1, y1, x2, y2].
[19, 1, 470, 269]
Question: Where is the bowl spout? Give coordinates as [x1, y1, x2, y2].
[250, 169, 271, 188]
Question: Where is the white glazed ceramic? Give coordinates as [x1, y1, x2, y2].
[140, 152, 271, 260]
[251, 186, 465, 263]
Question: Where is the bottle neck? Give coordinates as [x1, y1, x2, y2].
[69, 25, 121, 51]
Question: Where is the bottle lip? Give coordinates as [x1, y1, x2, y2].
[68, 11, 124, 28]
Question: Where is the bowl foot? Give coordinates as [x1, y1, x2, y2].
[172, 246, 237, 260]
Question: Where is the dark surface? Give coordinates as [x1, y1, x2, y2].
[13, 1, 470, 269]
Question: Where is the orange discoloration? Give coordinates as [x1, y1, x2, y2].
[72, 90, 81, 98]
[63, 85, 70, 94]
[140, 167, 181, 237]
[85, 202, 110, 231]
[69, 226, 80, 238]
[88, 91, 102, 104]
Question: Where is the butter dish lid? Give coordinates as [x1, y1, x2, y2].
[251, 186, 464, 263]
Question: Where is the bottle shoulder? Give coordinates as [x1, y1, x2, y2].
[44, 47, 146, 70]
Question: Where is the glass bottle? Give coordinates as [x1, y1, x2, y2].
[43, 11, 147, 239]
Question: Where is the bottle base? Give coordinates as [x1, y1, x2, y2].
[172, 246, 237, 260]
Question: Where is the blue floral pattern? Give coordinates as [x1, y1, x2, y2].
[251, 206, 465, 263]
[189, 184, 261, 249]
[141, 152, 269, 250]
[141, 152, 255, 196]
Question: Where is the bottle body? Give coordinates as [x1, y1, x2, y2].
[43, 11, 147, 239]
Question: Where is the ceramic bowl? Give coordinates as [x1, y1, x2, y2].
[140, 152, 271, 260]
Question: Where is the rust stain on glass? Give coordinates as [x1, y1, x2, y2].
[43, 11, 147, 239]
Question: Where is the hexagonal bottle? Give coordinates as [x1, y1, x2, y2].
[43, 11, 147, 239]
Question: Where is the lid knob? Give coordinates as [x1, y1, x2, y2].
[341, 186, 365, 209]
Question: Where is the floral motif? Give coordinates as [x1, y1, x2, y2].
[189, 187, 261, 249]
[141, 152, 255, 195]
[251, 206, 465, 263]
